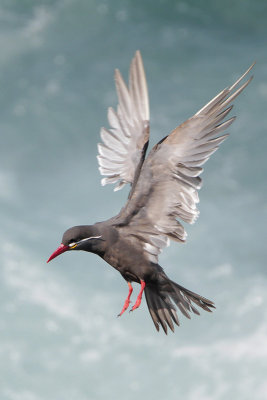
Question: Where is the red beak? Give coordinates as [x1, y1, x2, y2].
[47, 243, 69, 263]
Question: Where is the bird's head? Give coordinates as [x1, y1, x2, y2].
[47, 225, 103, 263]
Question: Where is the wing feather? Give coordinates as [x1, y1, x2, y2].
[98, 51, 150, 191]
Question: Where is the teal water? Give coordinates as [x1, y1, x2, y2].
[1, 1, 267, 399]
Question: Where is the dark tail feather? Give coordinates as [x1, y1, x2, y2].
[144, 279, 215, 334]
[144, 286, 179, 334]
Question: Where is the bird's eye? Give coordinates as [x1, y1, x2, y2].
[68, 239, 77, 247]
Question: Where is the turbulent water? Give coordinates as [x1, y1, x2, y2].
[1, 1, 267, 399]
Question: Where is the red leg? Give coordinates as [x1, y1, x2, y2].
[130, 280, 146, 312]
[118, 282, 133, 317]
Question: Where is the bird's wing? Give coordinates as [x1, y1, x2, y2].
[97, 51, 150, 192]
[115, 63, 254, 263]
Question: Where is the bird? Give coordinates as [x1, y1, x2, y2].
[47, 51, 254, 334]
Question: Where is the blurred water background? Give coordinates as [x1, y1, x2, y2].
[0, 1, 267, 399]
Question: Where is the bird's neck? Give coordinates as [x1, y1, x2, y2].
[79, 224, 106, 257]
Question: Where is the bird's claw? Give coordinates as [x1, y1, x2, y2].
[130, 299, 141, 312]
[117, 300, 131, 317]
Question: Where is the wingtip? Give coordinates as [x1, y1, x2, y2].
[114, 68, 121, 80]
[249, 61, 256, 70]
[242, 61, 256, 76]
[229, 62, 255, 91]
[100, 178, 107, 186]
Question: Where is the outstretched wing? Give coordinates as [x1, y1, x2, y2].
[97, 51, 150, 192]
[115, 63, 254, 263]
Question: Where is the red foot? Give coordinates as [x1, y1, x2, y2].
[130, 280, 146, 312]
[118, 282, 133, 317]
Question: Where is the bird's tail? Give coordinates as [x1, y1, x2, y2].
[144, 279, 215, 334]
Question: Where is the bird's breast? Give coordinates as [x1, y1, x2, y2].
[102, 238, 148, 279]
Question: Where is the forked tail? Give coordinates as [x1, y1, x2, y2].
[144, 279, 215, 334]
